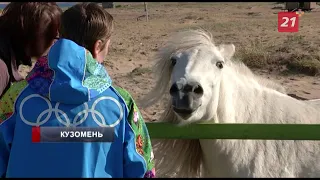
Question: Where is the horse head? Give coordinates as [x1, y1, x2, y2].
[140, 30, 230, 125]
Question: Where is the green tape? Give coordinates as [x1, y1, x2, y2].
[146, 122, 320, 140]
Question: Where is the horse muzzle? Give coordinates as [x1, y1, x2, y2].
[169, 80, 203, 119]
[170, 92, 202, 119]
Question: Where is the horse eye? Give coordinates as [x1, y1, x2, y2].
[171, 57, 177, 66]
[216, 61, 224, 69]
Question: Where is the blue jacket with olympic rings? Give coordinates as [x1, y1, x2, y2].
[0, 39, 155, 178]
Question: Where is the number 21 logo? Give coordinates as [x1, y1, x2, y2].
[278, 12, 299, 32]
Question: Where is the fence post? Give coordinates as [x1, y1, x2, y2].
[144, 2, 149, 22]
[102, 2, 114, 9]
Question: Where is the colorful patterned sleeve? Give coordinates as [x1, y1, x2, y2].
[0, 81, 28, 123]
[114, 86, 155, 178]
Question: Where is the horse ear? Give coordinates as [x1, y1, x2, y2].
[218, 44, 235, 60]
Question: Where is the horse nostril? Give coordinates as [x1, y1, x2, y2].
[193, 85, 203, 96]
[170, 81, 203, 97]
[170, 83, 180, 96]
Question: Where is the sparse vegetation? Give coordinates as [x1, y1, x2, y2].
[20, 2, 320, 77]
[106, 2, 320, 121]
[236, 35, 320, 76]
[16, 2, 320, 115]
[128, 67, 152, 77]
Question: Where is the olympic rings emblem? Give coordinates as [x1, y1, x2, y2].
[19, 94, 123, 127]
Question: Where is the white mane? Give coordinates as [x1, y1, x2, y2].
[141, 29, 217, 108]
[141, 29, 286, 109]
[140, 29, 320, 178]
[139, 29, 216, 177]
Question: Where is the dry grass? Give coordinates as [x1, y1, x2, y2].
[15, 2, 320, 77]
[236, 34, 320, 76]
[129, 67, 152, 77]
[14, 2, 320, 115]
[106, 2, 320, 76]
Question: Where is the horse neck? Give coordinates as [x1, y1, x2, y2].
[215, 66, 317, 124]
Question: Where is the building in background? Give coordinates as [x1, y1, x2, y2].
[285, 2, 317, 11]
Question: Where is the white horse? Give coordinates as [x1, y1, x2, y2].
[140, 29, 320, 178]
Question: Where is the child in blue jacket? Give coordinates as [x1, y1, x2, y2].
[0, 3, 155, 178]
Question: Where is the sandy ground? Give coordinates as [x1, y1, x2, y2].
[105, 2, 320, 121]
[19, 2, 320, 123]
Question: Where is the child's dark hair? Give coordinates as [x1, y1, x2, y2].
[60, 2, 114, 54]
[0, 2, 62, 66]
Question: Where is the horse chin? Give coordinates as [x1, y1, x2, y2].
[175, 114, 201, 126]
[175, 112, 194, 121]
[172, 106, 200, 123]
